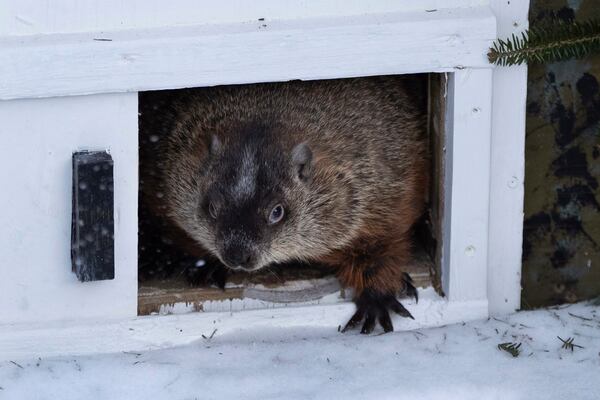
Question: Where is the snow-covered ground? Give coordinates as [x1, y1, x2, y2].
[1, 301, 599, 400]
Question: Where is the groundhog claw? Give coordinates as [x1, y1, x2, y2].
[342, 290, 414, 334]
[185, 261, 228, 289]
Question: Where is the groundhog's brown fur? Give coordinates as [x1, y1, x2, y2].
[140, 75, 429, 333]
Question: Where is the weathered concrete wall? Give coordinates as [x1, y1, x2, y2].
[523, 0, 600, 307]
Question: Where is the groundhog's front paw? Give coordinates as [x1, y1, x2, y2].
[184, 259, 228, 289]
[342, 289, 414, 334]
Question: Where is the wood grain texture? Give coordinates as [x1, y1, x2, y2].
[442, 69, 493, 303]
[0, 0, 534, 330]
[487, 0, 529, 314]
[138, 248, 433, 316]
[0, 7, 496, 100]
[0, 93, 138, 325]
[0, 0, 488, 36]
[427, 73, 448, 295]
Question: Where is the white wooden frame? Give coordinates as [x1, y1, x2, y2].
[0, 0, 528, 358]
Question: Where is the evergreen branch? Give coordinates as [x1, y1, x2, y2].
[498, 342, 522, 357]
[557, 336, 584, 351]
[488, 19, 600, 66]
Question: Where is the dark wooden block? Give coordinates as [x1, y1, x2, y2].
[71, 151, 115, 282]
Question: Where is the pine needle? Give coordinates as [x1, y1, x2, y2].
[488, 18, 600, 66]
[202, 328, 218, 340]
[9, 361, 24, 369]
[557, 336, 584, 351]
[568, 312, 593, 321]
[498, 342, 522, 357]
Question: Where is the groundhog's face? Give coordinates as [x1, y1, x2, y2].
[183, 132, 323, 272]
[167, 124, 358, 272]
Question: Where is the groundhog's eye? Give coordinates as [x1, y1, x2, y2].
[268, 204, 285, 225]
[208, 202, 218, 219]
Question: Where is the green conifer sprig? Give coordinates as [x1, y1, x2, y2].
[497, 342, 522, 357]
[488, 19, 600, 66]
[557, 336, 584, 351]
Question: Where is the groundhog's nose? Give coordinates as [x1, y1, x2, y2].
[222, 247, 255, 270]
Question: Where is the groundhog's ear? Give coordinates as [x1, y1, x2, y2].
[292, 142, 313, 182]
[209, 134, 221, 155]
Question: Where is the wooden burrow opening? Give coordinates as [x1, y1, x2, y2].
[137, 73, 447, 316]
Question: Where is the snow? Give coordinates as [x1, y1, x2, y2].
[1, 301, 599, 400]
[0, 289, 487, 360]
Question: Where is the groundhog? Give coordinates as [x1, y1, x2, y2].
[139, 75, 429, 333]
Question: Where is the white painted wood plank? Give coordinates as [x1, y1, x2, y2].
[442, 69, 493, 303]
[0, 290, 488, 360]
[0, 0, 487, 36]
[0, 93, 138, 324]
[486, 0, 529, 315]
[0, 7, 496, 100]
